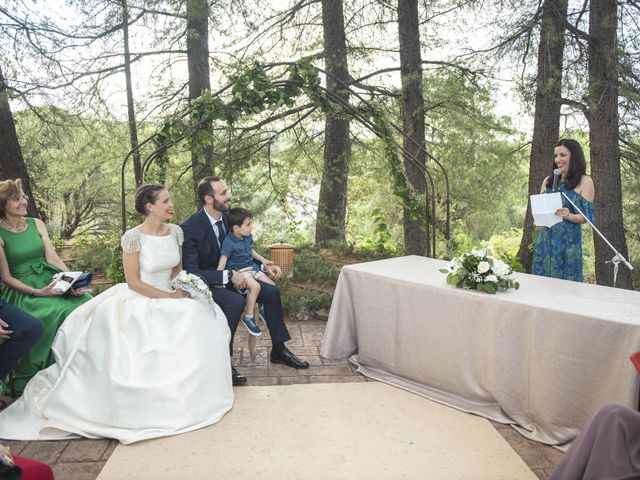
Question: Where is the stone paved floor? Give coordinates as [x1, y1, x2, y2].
[1, 320, 563, 479]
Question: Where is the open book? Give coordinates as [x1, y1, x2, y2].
[530, 192, 563, 228]
[51, 271, 93, 294]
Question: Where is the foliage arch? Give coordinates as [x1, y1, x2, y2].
[121, 60, 450, 256]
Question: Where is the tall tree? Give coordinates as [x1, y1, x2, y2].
[121, 0, 143, 187]
[186, 0, 214, 190]
[517, 0, 568, 270]
[397, 0, 427, 256]
[0, 65, 37, 217]
[587, 0, 632, 288]
[315, 0, 351, 245]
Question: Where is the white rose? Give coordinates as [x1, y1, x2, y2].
[493, 260, 511, 277]
[485, 274, 498, 283]
[477, 261, 490, 274]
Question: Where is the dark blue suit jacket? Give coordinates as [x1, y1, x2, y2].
[180, 209, 227, 286]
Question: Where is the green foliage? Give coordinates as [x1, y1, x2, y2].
[152, 60, 424, 225]
[278, 279, 333, 313]
[291, 250, 339, 286]
[108, 240, 125, 284]
[359, 207, 397, 255]
[325, 240, 355, 257]
[72, 235, 117, 275]
[273, 249, 339, 314]
[15, 107, 128, 238]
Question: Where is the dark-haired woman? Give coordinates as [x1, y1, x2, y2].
[0, 184, 233, 444]
[0, 179, 91, 395]
[532, 139, 595, 282]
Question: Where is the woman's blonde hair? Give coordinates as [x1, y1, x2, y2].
[0, 179, 23, 217]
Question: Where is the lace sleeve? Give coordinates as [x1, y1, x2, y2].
[121, 228, 142, 254]
[170, 224, 184, 246]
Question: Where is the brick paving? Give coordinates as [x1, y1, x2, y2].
[2, 319, 562, 479]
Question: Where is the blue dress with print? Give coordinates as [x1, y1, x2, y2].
[531, 181, 595, 282]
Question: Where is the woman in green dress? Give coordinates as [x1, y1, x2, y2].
[0, 179, 91, 395]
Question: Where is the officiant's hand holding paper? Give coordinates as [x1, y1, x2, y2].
[530, 192, 563, 228]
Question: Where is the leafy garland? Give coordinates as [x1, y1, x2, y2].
[152, 60, 423, 220]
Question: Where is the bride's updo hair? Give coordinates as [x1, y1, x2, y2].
[134, 183, 165, 215]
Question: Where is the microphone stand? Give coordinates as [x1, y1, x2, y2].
[559, 189, 634, 287]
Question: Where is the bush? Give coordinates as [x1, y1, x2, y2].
[71, 236, 116, 275]
[291, 250, 339, 286]
[278, 278, 333, 314]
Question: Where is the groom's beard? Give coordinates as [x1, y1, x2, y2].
[212, 198, 228, 212]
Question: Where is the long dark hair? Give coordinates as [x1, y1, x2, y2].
[545, 139, 587, 190]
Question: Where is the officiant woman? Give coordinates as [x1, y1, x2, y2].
[531, 139, 595, 282]
[0, 178, 91, 395]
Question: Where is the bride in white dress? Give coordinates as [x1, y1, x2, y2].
[0, 184, 233, 444]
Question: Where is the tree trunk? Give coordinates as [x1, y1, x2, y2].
[315, 0, 351, 246]
[587, 0, 631, 288]
[0, 65, 38, 218]
[186, 0, 214, 192]
[121, 0, 142, 187]
[398, 0, 428, 256]
[517, 0, 568, 271]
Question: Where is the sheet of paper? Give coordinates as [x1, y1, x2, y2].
[530, 192, 563, 228]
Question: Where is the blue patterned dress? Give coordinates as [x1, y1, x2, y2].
[532, 181, 595, 282]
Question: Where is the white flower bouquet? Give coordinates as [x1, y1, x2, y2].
[440, 248, 520, 294]
[170, 271, 214, 306]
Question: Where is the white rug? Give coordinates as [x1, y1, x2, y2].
[98, 382, 535, 480]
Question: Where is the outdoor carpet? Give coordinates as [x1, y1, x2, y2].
[98, 382, 536, 479]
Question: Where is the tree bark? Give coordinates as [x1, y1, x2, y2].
[186, 0, 214, 191]
[587, 0, 632, 288]
[315, 0, 351, 246]
[121, 0, 142, 187]
[517, 0, 568, 271]
[398, 0, 428, 256]
[0, 65, 38, 218]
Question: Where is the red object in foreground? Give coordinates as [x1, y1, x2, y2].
[630, 351, 640, 374]
[13, 456, 54, 480]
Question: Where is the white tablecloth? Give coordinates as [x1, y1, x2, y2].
[321, 255, 640, 447]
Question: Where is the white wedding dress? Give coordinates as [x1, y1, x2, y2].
[0, 225, 233, 444]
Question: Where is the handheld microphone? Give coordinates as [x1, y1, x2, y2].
[552, 168, 561, 192]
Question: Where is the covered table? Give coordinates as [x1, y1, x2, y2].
[321, 255, 640, 447]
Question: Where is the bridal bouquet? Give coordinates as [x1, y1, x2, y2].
[440, 248, 520, 294]
[170, 271, 214, 306]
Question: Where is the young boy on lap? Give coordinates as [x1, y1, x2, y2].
[217, 208, 276, 337]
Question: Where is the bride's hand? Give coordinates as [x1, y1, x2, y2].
[169, 288, 191, 299]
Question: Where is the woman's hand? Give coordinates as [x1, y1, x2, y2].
[0, 318, 13, 340]
[555, 207, 571, 218]
[35, 281, 65, 297]
[169, 288, 191, 299]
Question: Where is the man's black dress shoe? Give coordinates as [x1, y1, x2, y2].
[232, 366, 247, 386]
[270, 347, 309, 369]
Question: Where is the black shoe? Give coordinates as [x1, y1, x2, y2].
[232, 366, 247, 386]
[270, 347, 309, 369]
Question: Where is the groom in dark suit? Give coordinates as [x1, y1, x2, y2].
[181, 176, 309, 385]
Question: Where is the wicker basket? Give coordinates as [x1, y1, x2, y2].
[268, 242, 294, 278]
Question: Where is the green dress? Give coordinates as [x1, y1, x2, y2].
[0, 217, 91, 394]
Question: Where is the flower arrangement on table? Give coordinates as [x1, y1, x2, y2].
[440, 248, 520, 294]
[170, 271, 215, 306]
